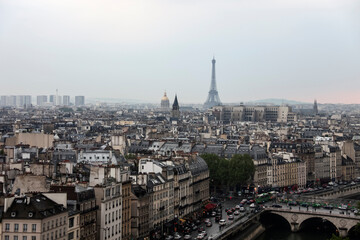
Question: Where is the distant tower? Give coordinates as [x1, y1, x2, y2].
[204, 57, 221, 109]
[313, 99, 318, 115]
[55, 89, 58, 106]
[160, 92, 170, 110]
[171, 95, 180, 119]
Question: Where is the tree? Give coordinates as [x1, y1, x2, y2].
[328, 234, 349, 240]
[201, 153, 225, 193]
[201, 153, 255, 193]
[228, 154, 255, 190]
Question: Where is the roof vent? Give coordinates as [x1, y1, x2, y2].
[11, 212, 16, 217]
[36, 199, 41, 202]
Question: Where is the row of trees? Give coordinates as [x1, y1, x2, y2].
[201, 153, 255, 193]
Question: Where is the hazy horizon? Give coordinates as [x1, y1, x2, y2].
[1, 0, 359, 104]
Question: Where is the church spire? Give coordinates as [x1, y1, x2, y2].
[173, 94, 179, 110]
[171, 94, 180, 119]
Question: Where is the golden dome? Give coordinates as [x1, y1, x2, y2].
[161, 92, 169, 101]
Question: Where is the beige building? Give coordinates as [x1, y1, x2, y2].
[188, 156, 210, 211]
[342, 141, 360, 178]
[122, 175, 132, 240]
[68, 212, 80, 240]
[212, 105, 297, 123]
[90, 165, 126, 240]
[130, 185, 150, 240]
[267, 152, 307, 188]
[2, 194, 68, 240]
[5, 132, 54, 148]
[173, 164, 193, 219]
[50, 185, 97, 240]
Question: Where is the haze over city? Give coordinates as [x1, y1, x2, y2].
[1, 0, 359, 104]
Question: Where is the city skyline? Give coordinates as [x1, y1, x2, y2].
[1, 0, 359, 104]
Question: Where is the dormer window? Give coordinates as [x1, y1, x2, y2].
[11, 212, 16, 217]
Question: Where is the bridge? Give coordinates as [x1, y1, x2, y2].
[315, 184, 360, 199]
[263, 207, 360, 237]
[300, 183, 360, 199]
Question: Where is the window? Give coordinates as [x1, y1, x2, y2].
[68, 232, 74, 240]
[32, 236, 36, 240]
[69, 217, 74, 228]
[5, 223, 10, 231]
[23, 237, 27, 240]
[5, 236, 9, 240]
[23, 224, 28, 232]
[14, 236, 18, 240]
[32, 224, 37, 232]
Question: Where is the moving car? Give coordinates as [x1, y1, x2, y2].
[219, 219, 226, 226]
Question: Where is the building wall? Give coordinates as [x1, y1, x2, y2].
[68, 213, 80, 240]
[94, 183, 122, 240]
[122, 181, 131, 240]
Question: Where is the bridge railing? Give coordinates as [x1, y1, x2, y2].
[264, 206, 360, 219]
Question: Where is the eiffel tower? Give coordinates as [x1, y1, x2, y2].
[204, 57, 221, 108]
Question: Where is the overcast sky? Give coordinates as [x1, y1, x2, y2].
[1, 0, 359, 104]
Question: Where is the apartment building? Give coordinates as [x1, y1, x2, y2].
[130, 185, 150, 240]
[2, 194, 68, 240]
[90, 166, 124, 240]
[50, 185, 97, 240]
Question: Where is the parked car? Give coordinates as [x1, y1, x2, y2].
[197, 233, 205, 240]
[206, 221, 212, 227]
[272, 204, 282, 208]
[338, 205, 348, 210]
[184, 235, 191, 240]
[324, 204, 334, 210]
[174, 232, 182, 240]
[234, 210, 240, 215]
[239, 207, 245, 212]
[250, 203, 256, 208]
[228, 215, 234, 220]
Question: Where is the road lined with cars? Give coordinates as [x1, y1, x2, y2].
[165, 196, 261, 240]
[165, 181, 360, 240]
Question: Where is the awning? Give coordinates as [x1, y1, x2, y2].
[204, 203, 217, 211]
